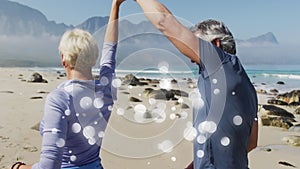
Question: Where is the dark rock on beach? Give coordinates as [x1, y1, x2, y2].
[262, 105, 295, 119]
[129, 97, 142, 102]
[276, 90, 300, 106]
[122, 74, 148, 86]
[143, 88, 188, 101]
[260, 115, 294, 129]
[278, 161, 296, 168]
[267, 99, 288, 106]
[28, 73, 48, 83]
[30, 96, 43, 100]
[277, 81, 285, 85]
[260, 105, 296, 129]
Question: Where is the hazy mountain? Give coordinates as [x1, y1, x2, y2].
[1, 0, 295, 67]
[0, 0, 71, 36]
[236, 32, 279, 47]
[76, 16, 109, 34]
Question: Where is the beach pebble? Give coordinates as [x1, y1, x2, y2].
[36, 90, 49, 94]
[30, 96, 43, 100]
[0, 90, 14, 94]
[27, 72, 48, 83]
[277, 81, 285, 85]
[282, 135, 300, 146]
[261, 147, 272, 152]
[129, 97, 142, 102]
[278, 161, 296, 168]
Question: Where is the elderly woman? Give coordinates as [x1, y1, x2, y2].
[11, 0, 125, 169]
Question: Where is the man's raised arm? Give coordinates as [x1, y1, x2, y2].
[135, 0, 200, 64]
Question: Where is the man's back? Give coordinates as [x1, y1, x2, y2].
[193, 39, 258, 169]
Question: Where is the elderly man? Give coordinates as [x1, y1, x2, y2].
[135, 0, 258, 169]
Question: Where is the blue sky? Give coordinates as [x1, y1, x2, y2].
[9, 0, 300, 45]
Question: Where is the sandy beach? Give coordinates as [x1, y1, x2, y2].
[0, 67, 299, 169]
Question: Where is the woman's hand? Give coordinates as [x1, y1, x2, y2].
[113, 0, 126, 6]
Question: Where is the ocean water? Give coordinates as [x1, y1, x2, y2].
[244, 65, 300, 93]
[29, 64, 300, 93]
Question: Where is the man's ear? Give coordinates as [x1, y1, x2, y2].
[211, 38, 221, 48]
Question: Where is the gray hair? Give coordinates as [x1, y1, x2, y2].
[191, 19, 236, 55]
[59, 29, 99, 70]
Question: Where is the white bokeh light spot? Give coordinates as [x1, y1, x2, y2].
[112, 78, 122, 88]
[171, 156, 177, 162]
[198, 121, 217, 134]
[100, 76, 109, 86]
[169, 113, 176, 120]
[51, 128, 59, 134]
[149, 98, 156, 105]
[108, 105, 113, 111]
[158, 62, 169, 74]
[83, 126, 96, 139]
[213, 88, 220, 95]
[56, 138, 65, 148]
[212, 79, 218, 84]
[197, 150, 205, 158]
[80, 97, 93, 110]
[88, 138, 96, 145]
[117, 108, 125, 116]
[158, 140, 174, 153]
[221, 137, 230, 146]
[98, 131, 105, 138]
[70, 155, 77, 162]
[179, 111, 188, 119]
[134, 104, 147, 123]
[233, 115, 243, 126]
[64, 85, 73, 93]
[178, 98, 184, 104]
[232, 91, 236, 96]
[197, 135, 207, 144]
[72, 123, 81, 133]
[65, 109, 71, 116]
[159, 79, 171, 90]
[183, 127, 197, 141]
[93, 98, 104, 109]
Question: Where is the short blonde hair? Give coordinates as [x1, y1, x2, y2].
[58, 29, 99, 70]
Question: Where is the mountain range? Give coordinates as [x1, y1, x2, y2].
[0, 0, 280, 67]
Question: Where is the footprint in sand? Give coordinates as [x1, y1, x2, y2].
[0, 136, 9, 143]
[23, 144, 38, 152]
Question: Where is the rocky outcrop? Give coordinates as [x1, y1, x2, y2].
[276, 90, 300, 106]
[259, 105, 296, 129]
